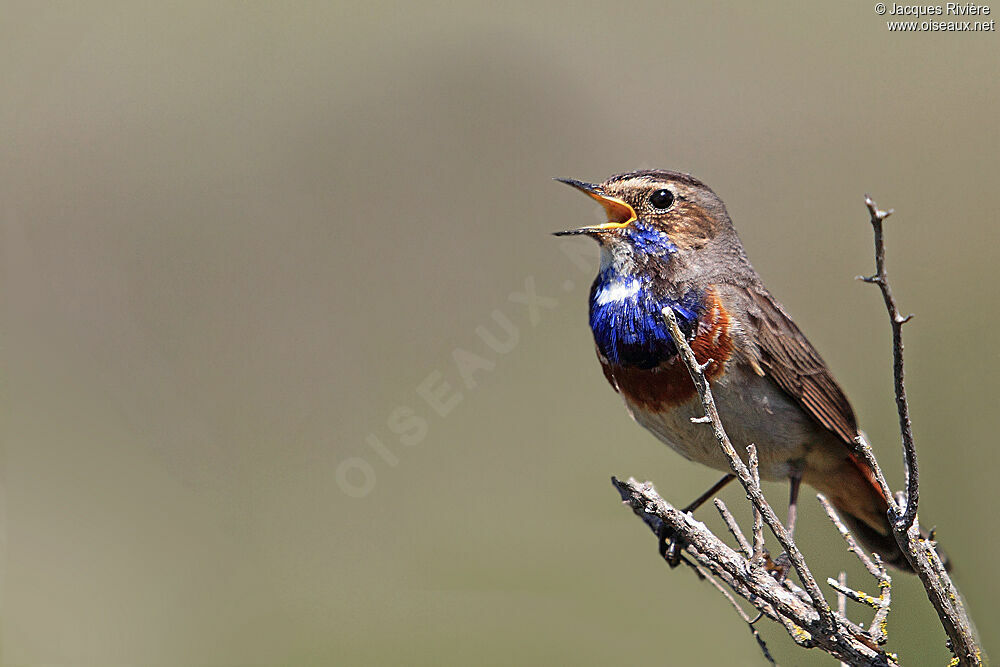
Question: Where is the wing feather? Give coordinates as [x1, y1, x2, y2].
[746, 288, 859, 448]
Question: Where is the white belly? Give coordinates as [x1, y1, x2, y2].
[624, 364, 822, 481]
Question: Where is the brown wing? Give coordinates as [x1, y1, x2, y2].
[746, 287, 859, 447]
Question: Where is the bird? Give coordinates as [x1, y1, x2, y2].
[554, 169, 934, 571]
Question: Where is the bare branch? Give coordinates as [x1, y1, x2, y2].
[818, 491, 895, 647]
[612, 477, 896, 665]
[714, 498, 752, 559]
[863, 195, 918, 529]
[862, 196, 981, 665]
[837, 572, 848, 618]
[662, 308, 834, 627]
[694, 561, 777, 665]
[827, 577, 887, 609]
[852, 435, 896, 517]
[818, 493, 881, 577]
[869, 555, 892, 647]
[747, 444, 766, 567]
[838, 572, 850, 667]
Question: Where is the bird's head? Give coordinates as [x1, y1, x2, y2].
[554, 170, 734, 268]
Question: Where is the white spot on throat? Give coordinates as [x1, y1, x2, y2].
[594, 275, 641, 305]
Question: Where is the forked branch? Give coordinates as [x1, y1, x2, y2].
[857, 196, 980, 665]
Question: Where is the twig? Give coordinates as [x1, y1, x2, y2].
[819, 493, 894, 646]
[852, 436, 896, 520]
[662, 308, 835, 629]
[861, 196, 982, 665]
[747, 444, 766, 568]
[612, 477, 895, 665]
[816, 493, 892, 645]
[693, 561, 777, 665]
[836, 572, 848, 617]
[818, 494, 880, 577]
[869, 554, 892, 647]
[860, 196, 918, 529]
[827, 578, 887, 609]
[838, 572, 849, 667]
[612, 478, 805, 625]
[715, 498, 752, 559]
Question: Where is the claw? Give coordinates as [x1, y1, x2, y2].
[657, 523, 683, 568]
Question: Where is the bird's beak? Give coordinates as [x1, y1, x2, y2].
[552, 178, 637, 236]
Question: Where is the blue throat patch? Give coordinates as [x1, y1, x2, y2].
[628, 220, 678, 258]
[589, 224, 700, 369]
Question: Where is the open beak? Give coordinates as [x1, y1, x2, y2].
[552, 178, 637, 236]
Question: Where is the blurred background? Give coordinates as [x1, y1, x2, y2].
[3, 2, 998, 665]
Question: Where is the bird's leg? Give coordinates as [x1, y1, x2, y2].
[660, 474, 736, 567]
[771, 472, 803, 580]
[786, 472, 802, 537]
[684, 473, 737, 514]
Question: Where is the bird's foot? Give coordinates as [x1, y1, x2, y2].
[656, 522, 684, 568]
[766, 551, 792, 582]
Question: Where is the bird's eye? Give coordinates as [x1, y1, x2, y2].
[649, 189, 674, 210]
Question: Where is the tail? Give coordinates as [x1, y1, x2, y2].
[810, 454, 949, 573]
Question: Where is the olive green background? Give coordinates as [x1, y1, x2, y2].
[3, 2, 998, 665]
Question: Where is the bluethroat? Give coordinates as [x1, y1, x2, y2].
[556, 170, 939, 571]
